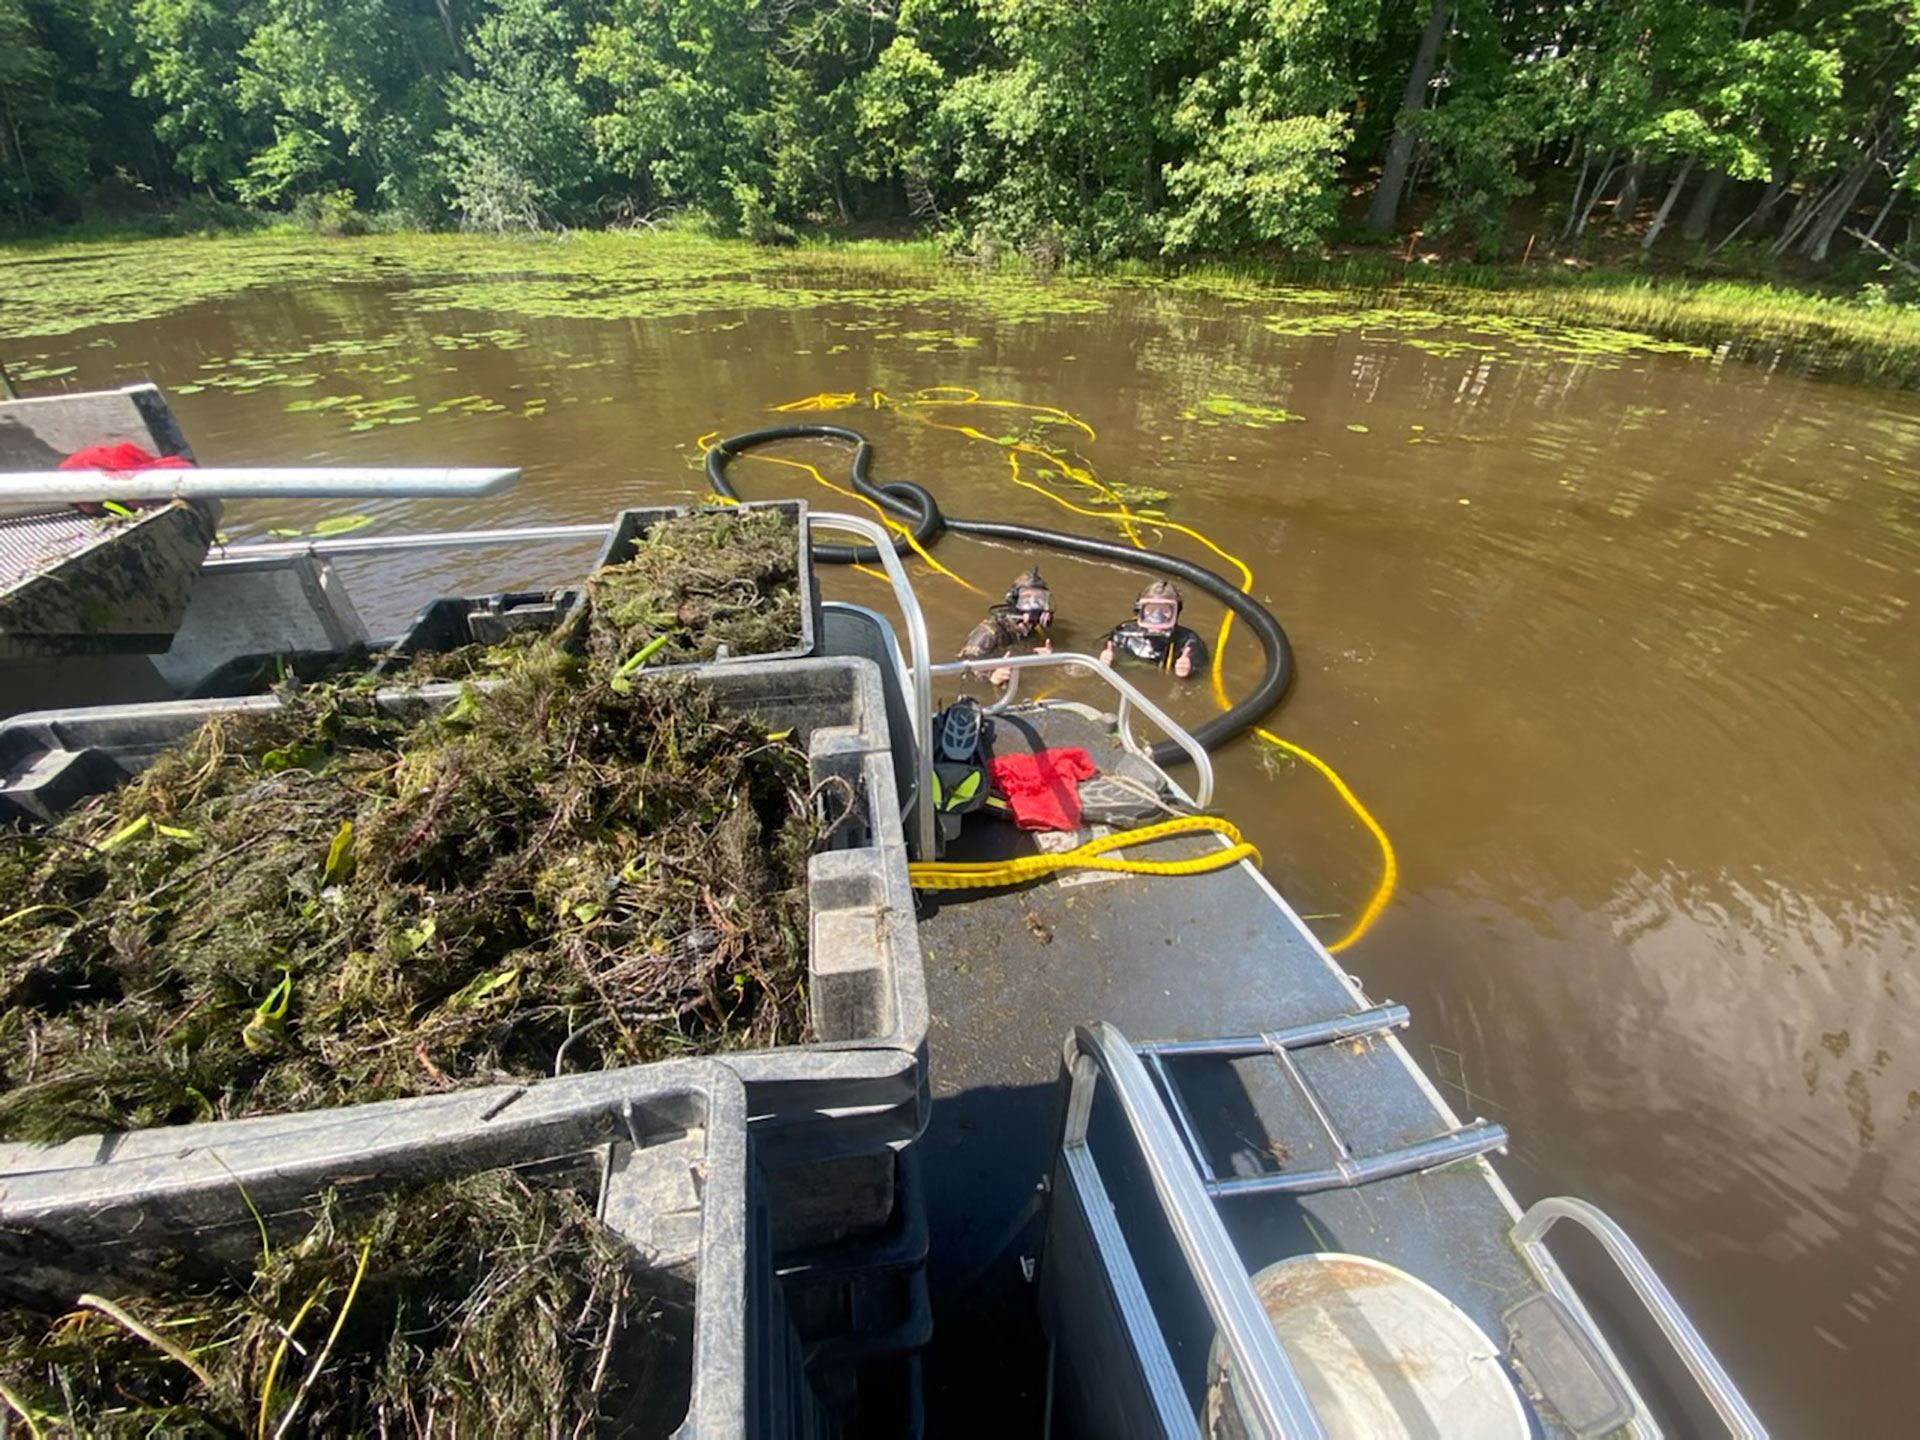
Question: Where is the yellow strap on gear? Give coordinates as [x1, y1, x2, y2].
[940, 768, 982, 810]
[908, 815, 1259, 891]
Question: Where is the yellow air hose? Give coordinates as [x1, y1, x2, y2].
[907, 816, 1260, 890]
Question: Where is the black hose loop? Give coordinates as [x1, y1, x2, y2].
[704, 424, 1293, 765]
[707, 424, 944, 564]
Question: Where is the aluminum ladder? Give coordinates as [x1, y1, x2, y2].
[1051, 1020, 1767, 1438]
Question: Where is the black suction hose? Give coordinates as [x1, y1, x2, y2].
[705, 424, 1294, 766]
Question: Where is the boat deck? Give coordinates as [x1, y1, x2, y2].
[918, 703, 1562, 1435]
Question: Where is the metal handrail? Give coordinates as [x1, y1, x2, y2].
[806, 512, 936, 859]
[1, 466, 520, 504]
[928, 652, 1215, 809]
[979, 653, 1158, 760]
[1512, 1196, 1767, 1439]
[204, 523, 610, 566]
[1064, 1023, 1328, 1440]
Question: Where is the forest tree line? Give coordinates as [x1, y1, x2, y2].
[2, 0, 1917, 272]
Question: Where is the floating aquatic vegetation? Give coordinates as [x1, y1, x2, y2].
[8, 360, 75, 382]
[1103, 482, 1172, 505]
[429, 327, 530, 351]
[262, 514, 374, 539]
[1258, 304, 1712, 365]
[8, 230, 1920, 382]
[1179, 395, 1304, 428]
[588, 509, 803, 671]
[0, 1170, 651, 1437]
[0, 638, 813, 1144]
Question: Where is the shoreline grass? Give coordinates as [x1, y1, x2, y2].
[1096, 250, 1920, 388]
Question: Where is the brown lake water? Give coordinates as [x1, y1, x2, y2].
[7, 241, 1918, 1435]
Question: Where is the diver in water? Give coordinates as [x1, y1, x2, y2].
[1099, 579, 1207, 679]
[961, 567, 1054, 684]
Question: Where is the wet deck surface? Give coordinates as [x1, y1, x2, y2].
[917, 706, 1553, 1436]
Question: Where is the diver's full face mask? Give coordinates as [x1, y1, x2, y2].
[1137, 598, 1179, 632]
[1013, 586, 1052, 627]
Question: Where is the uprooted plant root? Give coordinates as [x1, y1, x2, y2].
[0, 641, 815, 1144]
[588, 508, 802, 670]
[0, 1169, 658, 1437]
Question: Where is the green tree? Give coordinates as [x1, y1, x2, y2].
[438, 0, 598, 229]
[851, 31, 946, 218]
[932, 0, 1190, 258]
[235, 0, 458, 215]
[1160, 0, 1377, 254]
[581, 0, 776, 226]
[0, 1, 96, 220]
[130, 0, 266, 192]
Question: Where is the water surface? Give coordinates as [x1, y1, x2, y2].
[7, 239, 1917, 1435]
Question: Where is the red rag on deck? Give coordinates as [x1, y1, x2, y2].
[58, 443, 192, 473]
[988, 747, 1098, 832]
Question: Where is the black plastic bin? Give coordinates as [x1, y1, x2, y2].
[391, 586, 586, 654]
[0, 657, 928, 1247]
[0, 1062, 812, 1439]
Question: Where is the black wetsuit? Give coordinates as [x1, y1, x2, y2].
[1104, 621, 1207, 672]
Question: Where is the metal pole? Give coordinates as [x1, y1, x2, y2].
[1067, 1024, 1329, 1440]
[206, 523, 610, 566]
[810, 512, 936, 860]
[0, 467, 520, 504]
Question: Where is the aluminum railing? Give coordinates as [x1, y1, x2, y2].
[203, 522, 610, 566]
[1513, 1197, 1768, 1439]
[928, 652, 1215, 810]
[1061, 1022, 1328, 1439]
[803, 513, 936, 858]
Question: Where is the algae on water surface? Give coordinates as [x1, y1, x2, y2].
[0, 1169, 666, 1437]
[0, 639, 814, 1144]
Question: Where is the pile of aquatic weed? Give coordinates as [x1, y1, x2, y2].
[0, 641, 815, 1144]
[588, 509, 802, 669]
[0, 1169, 667, 1436]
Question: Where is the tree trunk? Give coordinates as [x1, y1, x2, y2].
[1680, 166, 1726, 241]
[1365, 0, 1449, 234]
[1563, 145, 1593, 238]
[1574, 152, 1620, 236]
[1641, 156, 1696, 252]
[1771, 156, 1873, 259]
[831, 164, 851, 225]
[1847, 225, 1920, 276]
[434, 0, 471, 77]
[1769, 182, 1822, 256]
[1750, 173, 1787, 232]
[1804, 157, 1875, 262]
[1611, 151, 1646, 219]
[1141, 69, 1157, 210]
[1710, 174, 1786, 255]
[1860, 172, 1901, 247]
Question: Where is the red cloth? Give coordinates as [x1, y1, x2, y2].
[58, 442, 192, 473]
[989, 747, 1098, 832]
[58, 443, 193, 514]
